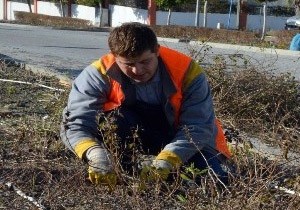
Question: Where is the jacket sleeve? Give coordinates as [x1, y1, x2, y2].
[60, 64, 110, 159]
[161, 61, 219, 164]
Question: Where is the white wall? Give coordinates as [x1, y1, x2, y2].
[38, 1, 67, 17]
[7, 2, 33, 20]
[247, 14, 288, 31]
[110, 5, 289, 31]
[109, 5, 148, 27]
[156, 10, 238, 29]
[0, 2, 290, 31]
[95, 7, 109, 26]
[0, 0, 3, 20]
[2, 1, 108, 26]
[72, 4, 95, 24]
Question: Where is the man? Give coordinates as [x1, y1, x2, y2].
[60, 22, 231, 188]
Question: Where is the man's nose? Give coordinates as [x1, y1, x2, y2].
[131, 64, 143, 74]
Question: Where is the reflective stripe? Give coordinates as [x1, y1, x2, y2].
[183, 61, 203, 91]
[100, 54, 125, 111]
[92, 60, 107, 75]
[156, 150, 183, 167]
[159, 46, 192, 126]
[103, 79, 125, 111]
[74, 139, 99, 159]
[215, 119, 231, 158]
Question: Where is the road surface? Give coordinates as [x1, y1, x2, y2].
[0, 23, 299, 80]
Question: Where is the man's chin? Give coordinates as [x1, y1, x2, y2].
[132, 77, 149, 84]
[133, 79, 146, 84]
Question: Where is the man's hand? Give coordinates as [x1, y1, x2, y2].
[140, 159, 172, 182]
[85, 146, 117, 189]
[139, 150, 182, 182]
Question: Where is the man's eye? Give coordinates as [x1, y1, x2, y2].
[126, 63, 135, 67]
[140, 60, 151, 65]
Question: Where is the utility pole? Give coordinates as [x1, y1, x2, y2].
[147, 0, 156, 26]
[4, 0, 7, 20]
[195, 0, 200, 27]
[261, 2, 266, 40]
[34, 0, 37, 14]
[203, 1, 207, 27]
[236, 0, 240, 29]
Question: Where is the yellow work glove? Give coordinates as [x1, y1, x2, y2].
[140, 159, 172, 182]
[85, 146, 117, 189]
[140, 151, 182, 183]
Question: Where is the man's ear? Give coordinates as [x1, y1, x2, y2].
[155, 44, 160, 56]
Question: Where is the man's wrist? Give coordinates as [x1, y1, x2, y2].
[155, 150, 182, 168]
[74, 139, 99, 159]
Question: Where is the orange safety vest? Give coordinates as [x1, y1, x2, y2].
[99, 46, 231, 158]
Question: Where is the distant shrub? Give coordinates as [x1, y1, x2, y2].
[14, 11, 91, 28]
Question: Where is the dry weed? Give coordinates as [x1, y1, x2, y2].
[1, 48, 300, 209]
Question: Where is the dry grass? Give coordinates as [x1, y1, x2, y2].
[208, 58, 299, 155]
[13, 11, 91, 29]
[0, 55, 299, 209]
[0, 13, 300, 209]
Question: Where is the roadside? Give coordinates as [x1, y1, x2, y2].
[1, 22, 299, 169]
[1, 50, 300, 210]
[1, 19, 300, 209]
[158, 37, 300, 56]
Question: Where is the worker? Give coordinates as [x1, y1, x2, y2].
[289, 33, 300, 51]
[60, 22, 231, 189]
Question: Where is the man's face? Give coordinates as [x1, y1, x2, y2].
[115, 49, 159, 83]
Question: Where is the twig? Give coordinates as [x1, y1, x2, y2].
[0, 78, 65, 92]
[183, 126, 230, 193]
[269, 182, 300, 197]
[199, 151, 230, 193]
[273, 186, 300, 196]
[3, 181, 46, 210]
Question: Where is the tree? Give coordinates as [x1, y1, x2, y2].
[255, 0, 277, 40]
[27, 0, 32, 13]
[76, 0, 102, 7]
[195, 0, 200, 26]
[296, 0, 300, 15]
[203, 0, 207, 27]
[287, 0, 300, 15]
[155, 0, 194, 25]
[76, 0, 104, 26]
[50, 0, 69, 17]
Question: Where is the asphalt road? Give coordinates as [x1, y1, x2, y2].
[0, 23, 299, 80]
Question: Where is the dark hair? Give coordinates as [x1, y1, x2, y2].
[108, 22, 158, 58]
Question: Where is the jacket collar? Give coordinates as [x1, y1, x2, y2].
[105, 57, 177, 101]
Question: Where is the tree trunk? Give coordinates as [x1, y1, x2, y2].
[261, 2, 266, 41]
[99, 3, 103, 27]
[27, 0, 32, 13]
[167, 9, 171, 25]
[195, 0, 200, 27]
[203, 1, 207, 27]
[60, 0, 65, 17]
[295, 0, 300, 16]
[236, 0, 241, 29]
[227, 0, 233, 29]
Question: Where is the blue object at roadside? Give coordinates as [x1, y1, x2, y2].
[289, 33, 300, 51]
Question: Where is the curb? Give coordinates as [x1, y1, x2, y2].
[25, 64, 72, 87]
[0, 53, 72, 87]
[54, 26, 112, 32]
[157, 37, 300, 57]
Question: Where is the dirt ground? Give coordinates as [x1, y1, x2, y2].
[1, 56, 300, 209]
